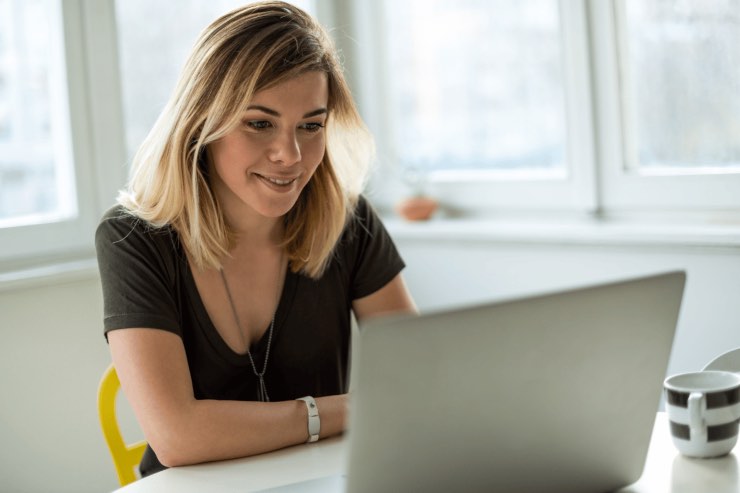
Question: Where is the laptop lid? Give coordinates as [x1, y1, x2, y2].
[346, 271, 685, 493]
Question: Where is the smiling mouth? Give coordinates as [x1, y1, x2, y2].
[255, 173, 299, 186]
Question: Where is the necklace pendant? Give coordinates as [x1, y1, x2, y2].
[257, 376, 270, 402]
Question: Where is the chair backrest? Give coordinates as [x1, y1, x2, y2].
[97, 364, 147, 486]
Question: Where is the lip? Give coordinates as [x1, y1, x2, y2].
[253, 172, 301, 192]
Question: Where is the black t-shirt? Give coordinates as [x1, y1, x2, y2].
[95, 196, 405, 476]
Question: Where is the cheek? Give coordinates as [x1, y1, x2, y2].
[211, 149, 236, 180]
[211, 135, 254, 175]
[302, 136, 326, 171]
[210, 146, 247, 189]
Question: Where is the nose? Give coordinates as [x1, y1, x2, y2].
[268, 129, 301, 166]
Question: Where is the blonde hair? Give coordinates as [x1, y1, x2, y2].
[118, 1, 373, 278]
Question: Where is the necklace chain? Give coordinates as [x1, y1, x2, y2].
[219, 268, 276, 402]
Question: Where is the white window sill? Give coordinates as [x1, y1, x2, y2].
[2, 214, 739, 292]
[383, 215, 740, 250]
[0, 257, 99, 293]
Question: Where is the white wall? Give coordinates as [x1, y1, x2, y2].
[0, 275, 137, 493]
[1, 230, 738, 492]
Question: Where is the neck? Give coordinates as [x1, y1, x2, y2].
[231, 217, 283, 247]
[220, 200, 284, 247]
[222, 218, 286, 272]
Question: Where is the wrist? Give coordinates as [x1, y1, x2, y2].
[296, 396, 320, 443]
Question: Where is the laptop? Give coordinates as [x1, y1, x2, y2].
[265, 271, 686, 493]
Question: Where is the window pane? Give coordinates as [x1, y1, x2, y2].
[115, 0, 316, 162]
[382, 0, 566, 174]
[623, 0, 740, 171]
[0, 0, 75, 226]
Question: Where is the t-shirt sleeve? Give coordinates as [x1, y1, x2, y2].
[346, 196, 406, 300]
[95, 207, 182, 340]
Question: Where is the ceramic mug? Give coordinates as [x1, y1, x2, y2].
[664, 371, 740, 458]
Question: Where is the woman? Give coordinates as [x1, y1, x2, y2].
[95, 1, 416, 477]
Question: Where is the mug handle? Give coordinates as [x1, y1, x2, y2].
[688, 392, 707, 442]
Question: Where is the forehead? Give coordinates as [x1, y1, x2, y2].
[248, 71, 329, 112]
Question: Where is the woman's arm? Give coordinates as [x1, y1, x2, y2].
[108, 328, 347, 467]
[352, 273, 418, 323]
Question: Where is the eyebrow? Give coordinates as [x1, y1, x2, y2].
[246, 105, 328, 118]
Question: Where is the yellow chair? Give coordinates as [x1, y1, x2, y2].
[98, 364, 147, 486]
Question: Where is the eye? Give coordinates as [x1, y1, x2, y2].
[244, 120, 272, 131]
[300, 122, 325, 133]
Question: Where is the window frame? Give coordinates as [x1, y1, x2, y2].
[338, 0, 740, 216]
[337, 0, 597, 213]
[591, 0, 740, 213]
[0, 0, 127, 270]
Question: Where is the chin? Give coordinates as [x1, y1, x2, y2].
[255, 197, 301, 218]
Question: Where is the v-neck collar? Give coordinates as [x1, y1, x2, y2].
[182, 256, 298, 365]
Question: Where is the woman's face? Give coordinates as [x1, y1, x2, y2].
[209, 71, 329, 223]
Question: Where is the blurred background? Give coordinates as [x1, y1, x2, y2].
[1, 1, 739, 491]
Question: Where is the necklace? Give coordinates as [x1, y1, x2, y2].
[219, 268, 276, 402]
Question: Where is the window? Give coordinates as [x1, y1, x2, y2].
[0, 0, 111, 267]
[382, 0, 566, 177]
[0, 0, 75, 227]
[346, 0, 740, 214]
[595, 0, 740, 210]
[350, 0, 595, 211]
[620, 0, 740, 173]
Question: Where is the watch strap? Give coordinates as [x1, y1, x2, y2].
[296, 396, 320, 443]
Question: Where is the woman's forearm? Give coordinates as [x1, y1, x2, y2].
[109, 329, 348, 468]
[153, 394, 348, 467]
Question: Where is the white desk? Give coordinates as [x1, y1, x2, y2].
[114, 414, 738, 493]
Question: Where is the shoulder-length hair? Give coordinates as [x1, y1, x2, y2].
[118, 1, 373, 278]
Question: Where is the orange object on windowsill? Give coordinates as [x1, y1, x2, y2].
[395, 196, 438, 221]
